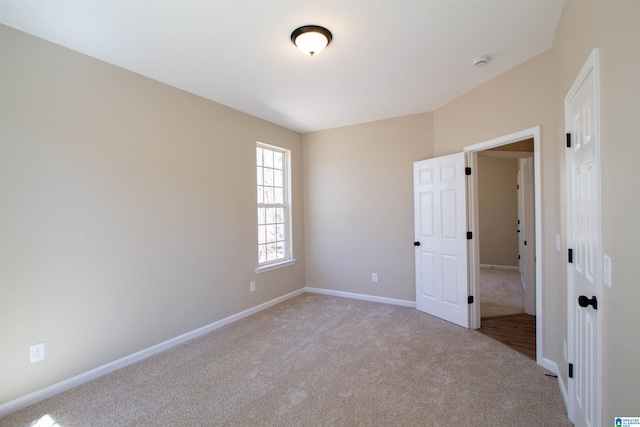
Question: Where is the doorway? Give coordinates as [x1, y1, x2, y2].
[477, 142, 536, 360]
[474, 142, 536, 359]
[412, 126, 544, 366]
[465, 127, 544, 366]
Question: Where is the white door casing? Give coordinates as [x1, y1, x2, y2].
[413, 152, 469, 328]
[465, 127, 543, 363]
[566, 48, 602, 427]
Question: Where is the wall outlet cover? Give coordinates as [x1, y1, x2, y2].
[30, 342, 45, 363]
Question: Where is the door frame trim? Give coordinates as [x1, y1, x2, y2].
[463, 126, 543, 366]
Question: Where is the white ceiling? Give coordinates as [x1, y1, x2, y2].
[0, 0, 565, 133]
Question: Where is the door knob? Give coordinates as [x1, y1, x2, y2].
[578, 295, 598, 310]
[414, 241, 421, 246]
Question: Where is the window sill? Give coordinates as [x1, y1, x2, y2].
[255, 259, 298, 274]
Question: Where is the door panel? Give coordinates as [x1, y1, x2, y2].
[420, 192, 434, 236]
[421, 251, 436, 297]
[566, 49, 601, 427]
[414, 152, 469, 328]
[442, 255, 460, 304]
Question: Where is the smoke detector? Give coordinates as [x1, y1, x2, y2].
[472, 56, 490, 68]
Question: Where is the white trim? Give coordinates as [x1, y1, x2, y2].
[466, 151, 480, 329]
[541, 358, 570, 415]
[558, 375, 570, 414]
[255, 258, 297, 274]
[479, 264, 519, 271]
[478, 150, 534, 159]
[542, 357, 558, 375]
[0, 288, 305, 418]
[464, 127, 540, 153]
[305, 287, 416, 308]
[465, 126, 544, 366]
[256, 142, 294, 269]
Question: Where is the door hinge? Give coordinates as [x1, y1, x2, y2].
[517, 184, 520, 190]
[568, 363, 574, 378]
[468, 295, 474, 304]
[518, 255, 521, 260]
[568, 248, 573, 263]
[466, 231, 473, 240]
[465, 167, 472, 175]
[566, 133, 572, 148]
[524, 240, 527, 245]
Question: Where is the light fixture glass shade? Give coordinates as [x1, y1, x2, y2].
[291, 25, 332, 56]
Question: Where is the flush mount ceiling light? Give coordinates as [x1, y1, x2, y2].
[291, 25, 332, 56]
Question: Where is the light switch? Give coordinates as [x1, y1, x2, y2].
[603, 255, 612, 288]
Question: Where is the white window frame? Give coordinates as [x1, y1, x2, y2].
[255, 142, 296, 274]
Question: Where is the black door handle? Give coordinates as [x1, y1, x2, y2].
[414, 241, 421, 247]
[578, 295, 598, 310]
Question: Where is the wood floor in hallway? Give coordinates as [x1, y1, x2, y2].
[478, 313, 536, 360]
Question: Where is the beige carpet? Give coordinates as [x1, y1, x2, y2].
[1, 294, 571, 426]
[480, 268, 525, 318]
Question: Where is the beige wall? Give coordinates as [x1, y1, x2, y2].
[0, 25, 304, 404]
[432, 56, 563, 372]
[432, 0, 640, 422]
[3, 0, 639, 421]
[550, 0, 640, 421]
[433, 52, 555, 157]
[477, 157, 519, 267]
[303, 114, 433, 302]
[432, 50, 565, 375]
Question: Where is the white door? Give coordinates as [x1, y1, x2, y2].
[517, 167, 525, 279]
[566, 49, 601, 427]
[414, 152, 469, 328]
[521, 157, 536, 316]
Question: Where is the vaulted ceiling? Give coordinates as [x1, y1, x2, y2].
[0, 0, 565, 133]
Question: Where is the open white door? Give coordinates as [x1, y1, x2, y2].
[566, 48, 602, 427]
[413, 152, 469, 328]
[520, 157, 536, 316]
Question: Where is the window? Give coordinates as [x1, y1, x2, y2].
[256, 143, 294, 272]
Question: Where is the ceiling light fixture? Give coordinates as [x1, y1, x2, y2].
[291, 25, 332, 57]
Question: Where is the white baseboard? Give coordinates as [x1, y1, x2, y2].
[558, 373, 570, 414]
[305, 287, 416, 308]
[480, 264, 520, 271]
[541, 357, 557, 374]
[1, 287, 415, 416]
[541, 357, 570, 416]
[0, 287, 306, 418]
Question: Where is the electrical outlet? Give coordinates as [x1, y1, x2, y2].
[250, 281, 256, 292]
[372, 273, 378, 283]
[30, 342, 45, 363]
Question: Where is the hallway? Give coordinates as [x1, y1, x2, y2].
[478, 268, 536, 360]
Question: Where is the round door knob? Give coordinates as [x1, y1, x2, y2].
[578, 295, 598, 310]
[414, 241, 421, 246]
